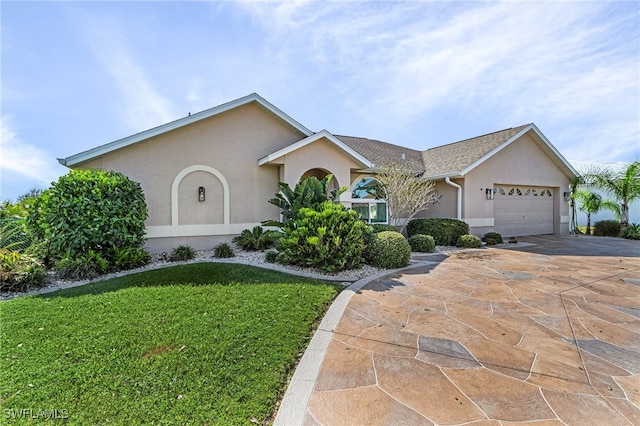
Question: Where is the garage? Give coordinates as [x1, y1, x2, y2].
[493, 185, 554, 236]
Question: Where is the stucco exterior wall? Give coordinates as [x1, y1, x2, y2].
[74, 103, 307, 252]
[278, 138, 363, 202]
[464, 133, 572, 235]
[413, 180, 460, 219]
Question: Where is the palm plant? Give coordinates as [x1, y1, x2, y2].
[573, 191, 601, 235]
[263, 174, 346, 228]
[584, 160, 640, 231]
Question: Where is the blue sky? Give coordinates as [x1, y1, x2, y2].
[2, 1, 639, 202]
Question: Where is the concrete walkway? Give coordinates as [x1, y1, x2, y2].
[275, 235, 640, 425]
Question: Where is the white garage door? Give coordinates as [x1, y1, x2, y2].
[494, 186, 554, 236]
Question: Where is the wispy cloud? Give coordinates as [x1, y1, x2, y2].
[0, 116, 65, 196]
[234, 1, 639, 161]
[74, 12, 176, 131]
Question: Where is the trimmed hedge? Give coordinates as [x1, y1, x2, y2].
[407, 218, 469, 246]
[482, 232, 503, 246]
[456, 234, 482, 248]
[408, 234, 436, 253]
[365, 231, 411, 269]
[593, 220, 621, 237]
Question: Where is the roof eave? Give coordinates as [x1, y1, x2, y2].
[59, 93, 313, 167]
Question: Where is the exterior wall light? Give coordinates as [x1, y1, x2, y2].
[563, 191, 571, 201]
[485, 188, 494, 200]
[198, 186, 205, 202]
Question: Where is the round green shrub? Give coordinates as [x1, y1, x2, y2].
[366, 231, 411, 269]
[593, 220, 621, 237]
[213, 242, 235, 258]
[406, 218, 469, 246]
[408, 234, 435, 253]
[169, 245, 196, 262]
[456, 234, 482, 249]
[482, 232, 504, 246]
[26, 170, 148, 267]
[276, 201, 368, 272]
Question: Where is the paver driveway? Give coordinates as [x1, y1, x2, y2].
[285, 236, 640, 425]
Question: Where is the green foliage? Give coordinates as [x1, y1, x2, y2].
[214, 242, 235, 258]
[482, 232, 504, 246]
[407, 218, 470, 246]
[232, 226, 278, 251]
[508, 237, 518, 244]
[0, 219, 31, 252]
[169, 245, 196, 262]
[593, 220, 621, 237]
[365, 231, 411, 269]
[55, 250, 109, 280]
[583, 160, 640, 229]
[26, 170, 148, 266]
[456, 234, 482, 248]
[0, 248, 47, 292]
[276, 201, 368, 272]
[408, 234, 436, 253]
[112, 246, 150, 270]
[263, 174, 346, 228]
[371, 223, 398, 233]
[265, 250, 279, 263]
[620, 223, 640, 240]
[0, 263, 339, 425]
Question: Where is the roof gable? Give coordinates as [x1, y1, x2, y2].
[58, 93, 313, 167]
[258, 130, 373, 168]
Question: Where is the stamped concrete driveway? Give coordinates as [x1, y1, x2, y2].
[287, 235, 640, 425]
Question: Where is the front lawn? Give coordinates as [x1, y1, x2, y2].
[0, 263, 341, 424]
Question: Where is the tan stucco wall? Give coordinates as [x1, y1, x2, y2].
[464, 133, 571, 235]
[413, 133, 572, 236]
[75, 102, 307, 251]
[278, 138, 363, 201]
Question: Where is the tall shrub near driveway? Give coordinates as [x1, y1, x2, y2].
[27, 170, 148, 269]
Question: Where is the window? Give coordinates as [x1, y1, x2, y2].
[352, 202, 388, 223]
[352, 177, 388, 223]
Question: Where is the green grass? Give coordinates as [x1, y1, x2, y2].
[0, 263, 341, 425]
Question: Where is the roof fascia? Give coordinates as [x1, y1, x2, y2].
[527, 123, 580, 178]
[58, 93, 313, 167]
[258, 130, 373, 168]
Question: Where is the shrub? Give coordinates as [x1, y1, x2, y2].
[26, 170, 148, 266]
[169, 245, 196, 262]
[0, 248, 47, 292]
[214, 242, 235, 258]
[276, 201, 368, 272]
[593, 220, 621, 237]
[620, 223, 640, 240]
[366, 231, 411, 269]
[508, 237, 518, 244]
[233, 226, 278, 251]
[112, 246, 150, 270]
[55, 250, 109, 280]
[408, 234, 435, 253]
[371, 224, 398, 233]
[406, 218, 469, 246]
[264, 250, 279, 263]
[456, 234, 482, 249]
[482, 232, 504, 246]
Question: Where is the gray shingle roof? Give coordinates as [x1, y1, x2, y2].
[337, 125, 530, 178]
[336, 135, 425, 172]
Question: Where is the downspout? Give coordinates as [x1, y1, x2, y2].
[445, 176, 462, 220]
